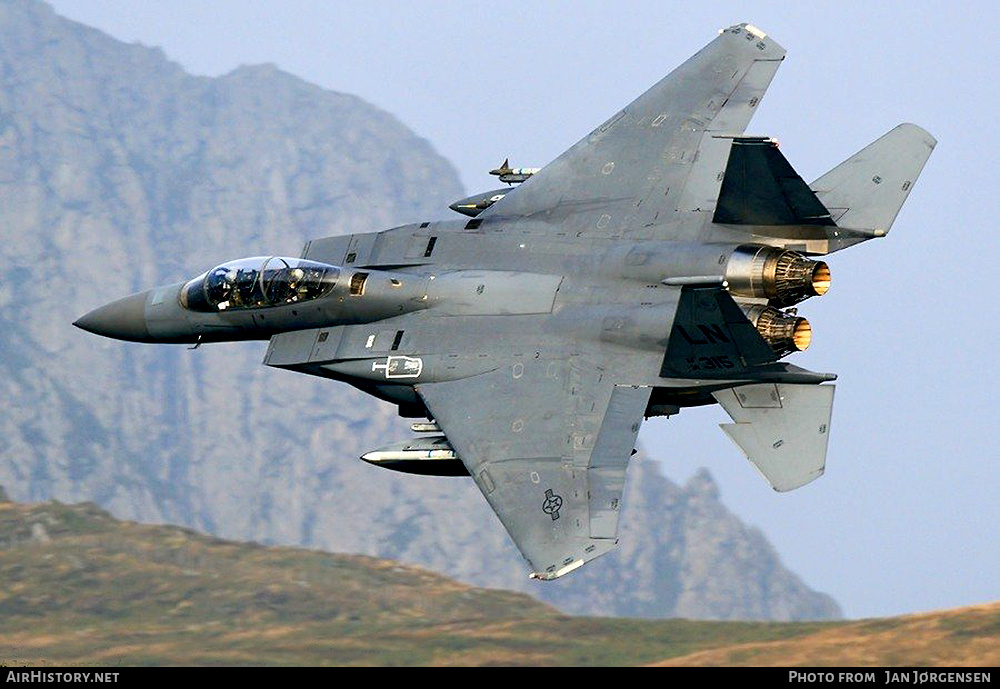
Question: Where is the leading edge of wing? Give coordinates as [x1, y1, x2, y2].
[481, 23, 786, 223]
[415, 358, 651, 579]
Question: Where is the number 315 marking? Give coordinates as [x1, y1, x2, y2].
[699, 355, 735, 370]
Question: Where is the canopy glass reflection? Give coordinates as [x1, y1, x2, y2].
[181, 257, 340, 312]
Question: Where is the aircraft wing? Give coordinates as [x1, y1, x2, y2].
[481, 23, 786, 231]
[416, 356, 651, 579]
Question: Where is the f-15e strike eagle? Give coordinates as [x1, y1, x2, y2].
[76, 24, 935, 580]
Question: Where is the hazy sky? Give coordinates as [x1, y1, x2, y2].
[48, 0, 999, 619]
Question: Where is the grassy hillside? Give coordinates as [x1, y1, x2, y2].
[0, 0, 839, 621]
[652, 603, 1000, 666]
[0, 496, 994, 667]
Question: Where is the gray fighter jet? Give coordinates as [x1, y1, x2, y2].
[75, 24, 935, 580]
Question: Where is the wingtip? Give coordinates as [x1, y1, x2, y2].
[896, 122, 937, 148]
[719, 23, 786, 57]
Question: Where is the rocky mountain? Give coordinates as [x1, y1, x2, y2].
[3, 494, 993, 666]
[0, 0, 839, 620]
[0, 493, 842, 666]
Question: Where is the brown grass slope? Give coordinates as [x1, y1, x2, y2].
[0, 0, 838, 621]
[1, 495, 994, 666]
[652, 603, 1000, 667]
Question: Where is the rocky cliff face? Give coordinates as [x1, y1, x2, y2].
[0, 0, 838, 620]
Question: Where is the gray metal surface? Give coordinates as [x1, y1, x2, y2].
[713, 137, 834, 226]
[75, 23, 935, 580]
[481, 23, 786, 237]
[811, 123, 937, 235]
[416, 359, 651, 578]
[713, 383, 835, 492]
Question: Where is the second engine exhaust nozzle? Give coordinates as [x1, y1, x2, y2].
[743, 304, 812, 358]
[726, 245, 831, 307]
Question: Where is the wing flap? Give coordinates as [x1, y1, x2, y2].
[587, 385, 650, 538]
[416, 357, 649, 579]
[712, 383, 835, 491]
[472, 456, 618, 579]
[677, 57, 785, 212]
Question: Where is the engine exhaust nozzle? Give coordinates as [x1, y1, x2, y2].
[726, 245, 831, 307]
[743, 304, 812, 358]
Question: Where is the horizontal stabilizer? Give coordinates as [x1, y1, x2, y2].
[712, 383, 835, 491]
[713, 137, 834, 226]
[810, 123, 936, 234]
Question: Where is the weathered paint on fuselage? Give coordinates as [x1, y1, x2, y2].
[73, 23, 932, 577]
[95, 209, 831, 421]
[257, 216, 820, 415]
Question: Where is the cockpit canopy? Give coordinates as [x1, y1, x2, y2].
[181, 256, 340, 312]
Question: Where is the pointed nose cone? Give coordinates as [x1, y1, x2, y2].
[74, 291, 151, 342]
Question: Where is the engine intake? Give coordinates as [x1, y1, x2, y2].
[743, 304, 812, 358]
[726, 245, 831, 307]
